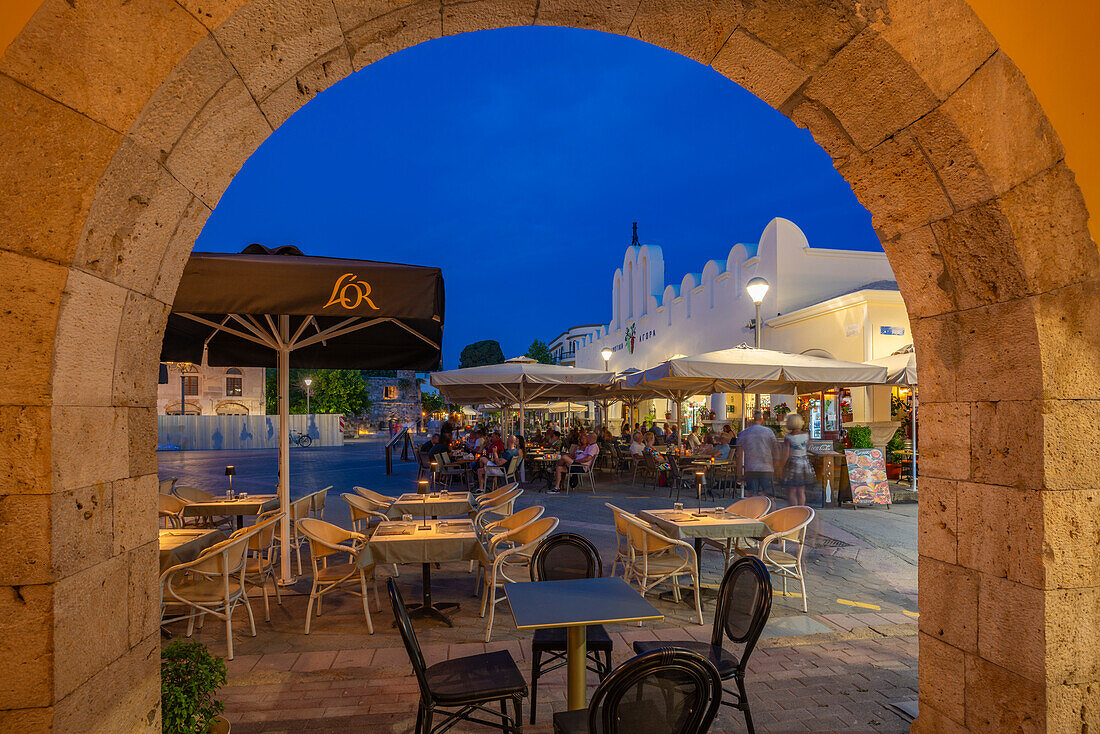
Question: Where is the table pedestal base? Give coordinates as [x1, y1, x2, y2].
[398, 562, 459, 627]
[567, 625, 588, 711]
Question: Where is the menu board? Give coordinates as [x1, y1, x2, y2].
[844, 449, 891, 506]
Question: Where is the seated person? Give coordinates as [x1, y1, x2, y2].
[551, 431, 599, 492]
[483, 431, 505, 457]
[715, 433, 733, 460]
[419, 434, 447, 456]
[629, 431, 646, 456]
[642, 432, 671, 472]
[685, 426, 703, 451]
[651, 422, 665, 438]
[478, 436, 520, 490]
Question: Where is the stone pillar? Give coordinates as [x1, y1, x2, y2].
[709, 393, 727, 421]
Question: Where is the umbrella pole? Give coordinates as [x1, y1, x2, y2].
[740, 388, 746, 431]
[278, 315, 293, 585]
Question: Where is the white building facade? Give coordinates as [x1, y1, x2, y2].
[566, 218, 911, 433]
[548, 324, 603, 366]
[158, 360, 266, 416]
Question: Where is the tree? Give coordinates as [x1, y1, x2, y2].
[421, 391, 446, 416]
[265, 368, 371, 415]
[459, 340, 505, 368]
[525, 338, 554, 364]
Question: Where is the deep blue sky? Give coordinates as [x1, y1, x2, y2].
[197, 27, 880, 368]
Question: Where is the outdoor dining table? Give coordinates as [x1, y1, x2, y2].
[638, 507, 768, 583]
[158, 528, 227, 574]
[362, 519, 488, 626]
[385, 491, 473, 520]
[505, 577, 663, 710]
[182, 494, 278, 530]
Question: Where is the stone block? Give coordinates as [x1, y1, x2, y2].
[112, 292, 172, 409]
[50, 269, 129, 409]
[909, 313, 958, 404]
[627, 0, 742, 65]
[1039, 489, 1100, 589]
[917, 555, 977, 653]
[804, 30, 939, 151]
[73, 139, 195, 299]
[910, 700, 968, 734]
[0, 708, 53, 731]
[737, 0, 867, 74]
[52, 631, 160, 733]
[1044, 586, 1100, 685]
[880, 226, 954, 319]
[916, 631, 964, 725]
[443, 0, 538, 37]
[126, 541, 161, 648]
[1035, 281, 1100, 402]
[152, 197, 212, 307]
[953, 297, 1043, 403]
[0, 0, 205, 132]
[165, 77, 272, 209]
[956, 481, 1043, 587]
[0, 76, 120, 268]
[977, 573, 1045, 682]
[930, 201, 1029, 310]
[969, 400, 1042, 489]
[997, 163, 1099, 298]
[127, 407, 160, 480]
[534, 0, 636, 33]
[113, 476, 158, 556]
[839, 131, 953, 241]
[333, 0, 428, 32]
[52, 553, 129, 701]
[0, 407, 52, 496]
[875, 0, 996, 101]
[1048, 681, 1100, 733]
[343, 0, 443, 72]
[1042, 400, 1100, 492]
[0, 584, 53, 710]
[128, 34, 237, 165]
[0, 494, 53, 586]
[214, 0, 344, 102]
[907, 108, 994, 213]
[916, 477, 956, 565]
[260, 45, 354, 128]
[711, 29, 807, 109]
[916, 401, 969, 481]
[963, 652, 1044, 732]
[50, 483, 114, 580]
[50, 407, 129, 493]
[786, 98, 857, 167]
[178, 0, 253, 30]
[939, 51, 1063, 198]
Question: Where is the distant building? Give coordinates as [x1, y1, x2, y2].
[548, 324, 603, 366]
[158, 359, 265, 416]
[358, 370, 423, 428]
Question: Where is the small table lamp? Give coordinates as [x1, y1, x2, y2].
[224, 465, 236, 497]
[417, 480, 431, 530]
[693, 470, 706, 517]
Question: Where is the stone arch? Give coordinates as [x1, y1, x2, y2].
[0, 0, 1097, 731]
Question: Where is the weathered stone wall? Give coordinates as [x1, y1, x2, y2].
[0, 0, 1096, 731]
[362, 371, 422, 427]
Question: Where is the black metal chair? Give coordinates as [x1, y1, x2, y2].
[528, 533, 614, 724]
[631, 557, 772, 733]
[387, 578, 527, 733]
[552, 648, 724, 734]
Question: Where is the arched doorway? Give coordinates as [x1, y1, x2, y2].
[0, 1, 1095, 730]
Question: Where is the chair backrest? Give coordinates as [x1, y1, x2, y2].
[761, 506, 815, 541]
[387, 578, 432, 700]
[290, 494, 313, 521]
[504, 454, 522, 475]
[726, 495, 772, 519]
[711, 557, 772, 669]
[297, 517, 361, 561]
[342, 492, 376, 522]
[621, 514, 674, 555]
[353, 487, 394, 508]
[173, 485, 216, 503]
[480, 486, 522, 514]
[491, 505, 544, 535]
[188, 531, 253, 577]
[494, 516, 559, 557]
[478, 482, 519, 506]
[230, 511, 284, 552]
[587, 648, 723, 734]
[158, 477, 178, 494]
[310, 487, 330, 516]
[643, 451, 660, 472]
[530, 532, 603, 582]
[158, 493, 188, 514]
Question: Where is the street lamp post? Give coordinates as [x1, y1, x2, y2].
[745, 277, 770, 426]
[304, 377, 312, 417]
[599, 347, 613, 427]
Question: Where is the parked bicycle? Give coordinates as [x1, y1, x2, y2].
[290, 430, 312, 447]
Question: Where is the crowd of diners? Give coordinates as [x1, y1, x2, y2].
[419, 409, 818, 504]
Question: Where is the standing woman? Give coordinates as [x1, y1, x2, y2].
[781, 413, 814, 507]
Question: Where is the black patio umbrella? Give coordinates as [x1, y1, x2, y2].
[162, 244, 444, 581]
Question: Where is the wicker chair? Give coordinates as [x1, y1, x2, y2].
[296, 518, 379, 634]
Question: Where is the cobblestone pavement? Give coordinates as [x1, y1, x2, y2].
[160, 438, 918, 732]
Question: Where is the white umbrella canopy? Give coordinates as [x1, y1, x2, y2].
[866, 348, 917, 386]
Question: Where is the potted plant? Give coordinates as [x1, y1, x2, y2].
[884, 427, 906, 480]
[162, 640, 229, 734]
[774, 404, 791, 421]
[664, 410, 672, 420]
[846, 425, 874, 450]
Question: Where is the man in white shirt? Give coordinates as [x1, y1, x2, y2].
[551, 431, 599, 493]
[736, 411, 778, 496]
[629, 431, 646, 456]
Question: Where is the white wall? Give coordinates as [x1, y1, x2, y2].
[157, 413, 344, 451]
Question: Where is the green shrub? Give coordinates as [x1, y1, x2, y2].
[847, 425, 874, 449]
[161, 641, 227, 734]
